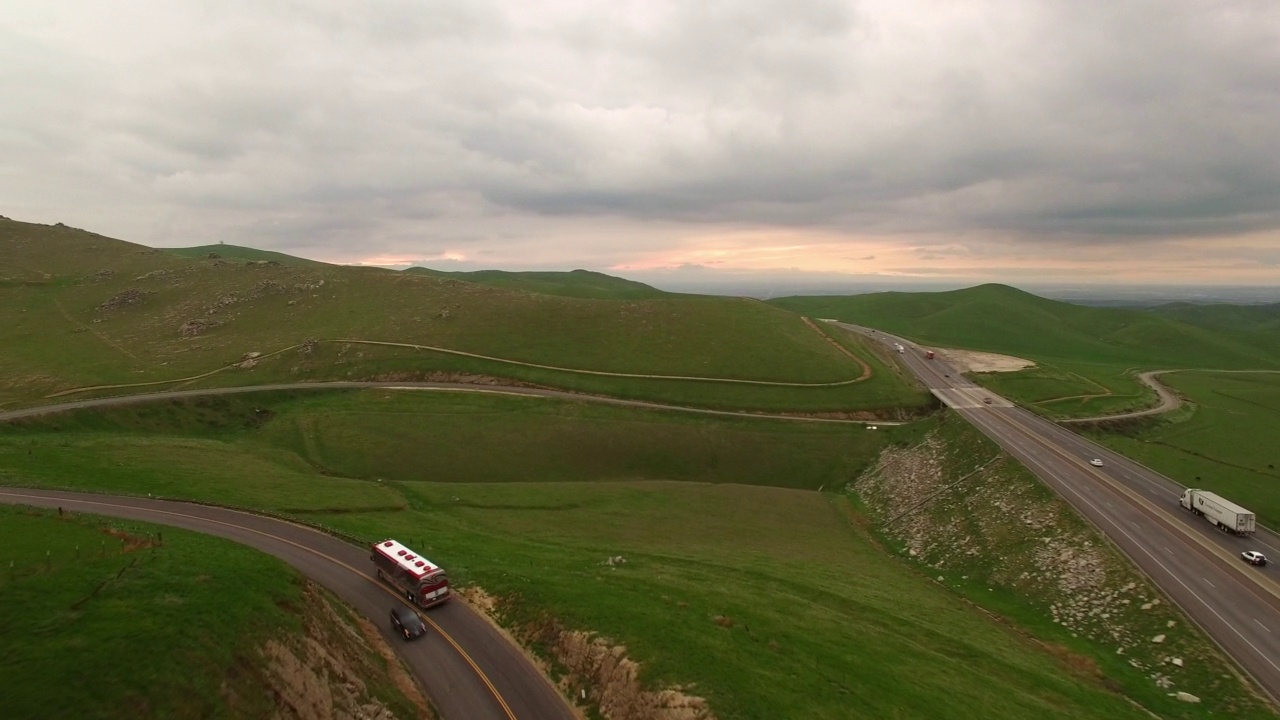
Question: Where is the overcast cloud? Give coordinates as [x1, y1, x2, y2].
[3, 0, 1279, 287]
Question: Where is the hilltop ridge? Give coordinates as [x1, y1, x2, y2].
[403, 267, 669, 299]
[1, 218, 909, 413]
[769, 284, 1280, 368]
[165, 244, 330, 268]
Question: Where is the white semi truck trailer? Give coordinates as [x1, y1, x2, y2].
[1180, 488, 1256, 535]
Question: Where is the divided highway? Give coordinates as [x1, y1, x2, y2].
[840, 322, 1280, 704]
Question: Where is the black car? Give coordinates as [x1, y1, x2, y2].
[391, 606, 427, 640]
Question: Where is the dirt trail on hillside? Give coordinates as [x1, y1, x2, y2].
[1057, 371, 1181, 424]
[1059, 369, 1280, 424]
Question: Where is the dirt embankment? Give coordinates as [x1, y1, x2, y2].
[457, 587, 715, 720]
[935, 349, 1035, 374]
[247, 582, 434, 720]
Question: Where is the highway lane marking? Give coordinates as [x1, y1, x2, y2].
[1018, 450, 1280, 671]
[0, 490, 522, 720]
[888, 337, 1280, 686]
[993, 410, 1280, 604]
[969, 430, 1280, 679]
[1258, 619, 1272, 633]
[1035, 426, 1178, 501]
[1205, 578, 1216, 588]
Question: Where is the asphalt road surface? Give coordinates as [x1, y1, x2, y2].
[839, 322, 1280, 704]
[0, 378, 891, 717]
[0, 380, 881, 425]
[0, 488, 576, 720]
[10, 342, 1279, 709]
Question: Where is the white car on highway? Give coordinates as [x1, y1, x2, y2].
[1242, 550, 1268, 567]
[1089, 459, 1104, 467]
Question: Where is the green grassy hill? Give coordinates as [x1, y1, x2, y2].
[0, 218, 922, 413]
[404, 267, 670, 299]
[0, 390, 1267, 719]
[5, 216, 1273, 717]
[1146, 302, 1280, 335]
[770, 284, 1278, 368]
[165, 244, 331, 267]
[769, 284, 1280, 417]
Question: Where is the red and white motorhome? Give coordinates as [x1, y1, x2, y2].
[371, 539, 450, 608]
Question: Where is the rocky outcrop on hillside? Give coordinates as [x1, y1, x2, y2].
[249, 582, 434, 720]
[98, 288, 149, 310]
[851, 421, 1265, 713]
[457, 586, 714, 720]
[179, 318, 221, 337]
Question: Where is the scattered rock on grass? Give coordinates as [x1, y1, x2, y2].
[179, 319, 220, 337]
[98, 288, 148, 310]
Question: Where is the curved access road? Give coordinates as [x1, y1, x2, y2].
[1057, 370, 1182, 424]
[1061, 369, 1280, 425]
[0, 379, 882, 719]
[0, 487, 576, 720]
[0, 380, 890, 425]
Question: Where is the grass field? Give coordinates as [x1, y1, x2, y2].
[403, 266, 672, 299]
[1086, 371, 1280, 525]
[1147, 302, 1280, 345]
[164, 244, 331, 267]
[1, 219, 927, 415]
[0, 391, 1267, 718]
[0, 390, 890, 504]
[0, 504, 420, 719]
[6, 218, 1278, 717]
[770, 285, 1280, 418]
[975, 360, 1162, 417]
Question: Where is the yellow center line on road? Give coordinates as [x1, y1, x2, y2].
[990, 411, 1280, 606]
[0, 490, 520, 720]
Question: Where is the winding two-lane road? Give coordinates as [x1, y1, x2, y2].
[0, 488, 576, 720]
[0, 378, 898, 717]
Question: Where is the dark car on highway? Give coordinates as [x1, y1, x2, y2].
[391, 606, 427, 640]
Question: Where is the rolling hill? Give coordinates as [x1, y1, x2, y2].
[4, 218, 1272, 718]
[0, 218, 918, 412]
[165, 244, 331, 267]
[1146, 301, 1280, 342]
[769, 284, 1280, 369]
[403, 267, 670, 299]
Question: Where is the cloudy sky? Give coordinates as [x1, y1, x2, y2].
[3, 1, 1279, 289]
